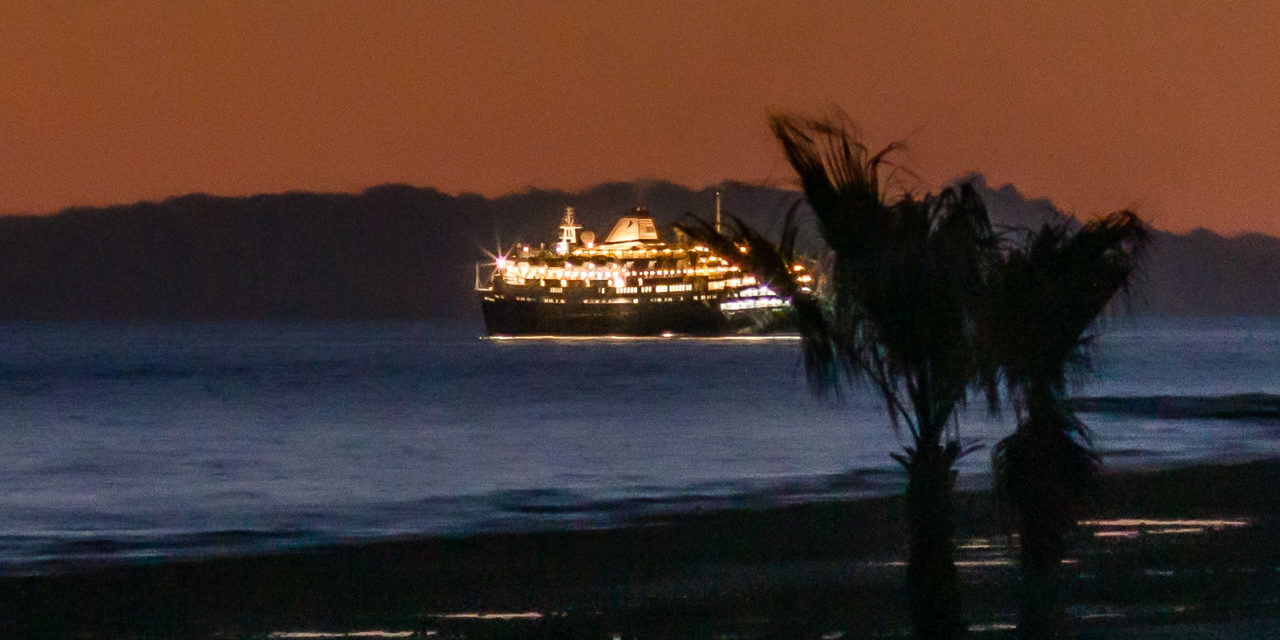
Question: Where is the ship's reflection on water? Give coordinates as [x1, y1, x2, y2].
[436, 612, 543, 620]
[269, 632, 415, 638]
[483, 334, 801, 342]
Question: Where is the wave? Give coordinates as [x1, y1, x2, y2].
[0, 469, 904, 576]
[1071, 394, 1280, 420]
[0, 528, 332, 577]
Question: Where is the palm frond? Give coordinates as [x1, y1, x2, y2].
[986, 209, 1148, 547]
[768, 113, 1000, 446]
[986, 210, 1150, 410]
[675, 210, 841, 393]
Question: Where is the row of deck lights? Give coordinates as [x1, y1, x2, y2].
[567, 245, 709, 257]
[500, 263, 738, 281]
[497, 255, 807, 289]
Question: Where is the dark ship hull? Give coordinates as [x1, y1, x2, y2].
[481, 296, 730, 336]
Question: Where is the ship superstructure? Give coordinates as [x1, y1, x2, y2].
[477, 205, 807, 336]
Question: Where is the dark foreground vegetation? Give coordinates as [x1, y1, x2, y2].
[677, 113, 1151, 638]
[3, 460, 1279, 639]
[0, 177, 1278, 319]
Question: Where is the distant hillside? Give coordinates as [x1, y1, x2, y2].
[0, 182, 793, 320]
[962, 173, 1280, 316]
[0, 178, 1274, 319]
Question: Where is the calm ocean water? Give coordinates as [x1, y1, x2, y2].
[1, 317, 1278, 574]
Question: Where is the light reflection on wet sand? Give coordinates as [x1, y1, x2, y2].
[1082, 517, 1251, 539]
[1080, 518, 1250, 528]
[437, 612, 544, 620]
[265, 514, 1273, 639]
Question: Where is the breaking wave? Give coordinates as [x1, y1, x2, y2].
[1072, 394, 1280, 420]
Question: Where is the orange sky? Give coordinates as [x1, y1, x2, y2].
[2, 1, 1278, 234]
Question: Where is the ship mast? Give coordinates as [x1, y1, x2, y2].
[715, 191, 722, 234]
[555, 206, 580, 255]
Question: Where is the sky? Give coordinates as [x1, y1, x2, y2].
[1, 1, 1278, 235]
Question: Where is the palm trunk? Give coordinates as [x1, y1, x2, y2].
[1016, 513, 1065, 639]
[1008, 399, 1078, 639]
[904, 442, 965, 640]
[1013, 424, 1071, 639]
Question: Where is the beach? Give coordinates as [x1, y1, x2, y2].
[4, 458, 1278, 638]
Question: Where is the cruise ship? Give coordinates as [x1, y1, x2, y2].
[476, 202, 807, 336]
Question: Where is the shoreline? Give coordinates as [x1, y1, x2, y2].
[4, 458, 1279, 638]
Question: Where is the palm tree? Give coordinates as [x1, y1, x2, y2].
[982, 212, 1148, 638]
[682, 113, 997, 639]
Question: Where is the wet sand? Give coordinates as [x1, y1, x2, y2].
[3, 459, 1279, 638]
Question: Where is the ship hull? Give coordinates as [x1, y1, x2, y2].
[481, 296, 731, 336]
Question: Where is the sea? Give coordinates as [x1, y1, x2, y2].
[2, 316, 1278, 575]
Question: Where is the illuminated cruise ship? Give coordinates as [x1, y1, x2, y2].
[476, 202, 807, 336]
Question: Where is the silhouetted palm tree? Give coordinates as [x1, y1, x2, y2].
[682, 113, 997, 640]
[981, 212, 1148, 638]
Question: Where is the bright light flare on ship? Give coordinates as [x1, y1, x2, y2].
[483, 248, 512, 270]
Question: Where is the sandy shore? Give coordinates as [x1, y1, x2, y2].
[3, 459, 1279, 638]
